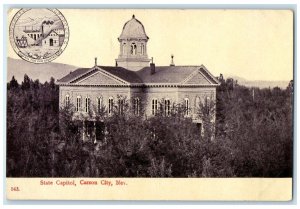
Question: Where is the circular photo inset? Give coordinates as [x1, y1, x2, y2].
[9, 9, 69, 64]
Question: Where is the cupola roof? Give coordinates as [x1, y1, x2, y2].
[119, 15, 149, 40]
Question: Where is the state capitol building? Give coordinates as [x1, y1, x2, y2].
[57, 15, 219, 141]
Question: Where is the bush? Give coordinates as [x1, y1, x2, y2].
[6, 75, 293, 177]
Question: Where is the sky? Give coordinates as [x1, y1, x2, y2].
[7, 9, 293, 81]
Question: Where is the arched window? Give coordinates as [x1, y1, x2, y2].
[122, 43, 126, 55]
[97, 97, 102, 112]
[85, 97, 90, 113]
[131, 43, 137, 55]
[141, 43, 145, 55]
[65, 94, 70, 107]
[152, 98, 158, 115]
[133, 97, 140, 115]
[165, 99, 171, 116]
[118, 98, 124, 114]
[76, 96, 81, 112]
[108, 97, 114, 114]
[195, 96, 200, 113]
[184, 98, 189, 116]
[205, 96, 211, 114]
[206, 96, 211, 103]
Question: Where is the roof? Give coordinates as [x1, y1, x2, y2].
[119, 15, 148, 40]
[57, 65, 219, 86]
[57, 66, 143, 84]
[57, 68, 90, 83]
[99, 66, 143, 83]
[137, 66, 200, 83]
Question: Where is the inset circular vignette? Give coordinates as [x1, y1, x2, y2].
[9, 9, 69, 64]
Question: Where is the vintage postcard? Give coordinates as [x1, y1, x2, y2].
[6, 8, 293, 201]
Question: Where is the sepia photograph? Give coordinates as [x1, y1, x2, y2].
[5, 8, 294, 200]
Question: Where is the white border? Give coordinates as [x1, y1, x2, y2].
[1, 0, 299, 208]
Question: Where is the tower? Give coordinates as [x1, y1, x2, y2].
[115, 15, 151, 71]
[41, 20, 54, 37]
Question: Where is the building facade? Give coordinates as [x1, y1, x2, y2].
[42, 30, 64, 47]
[23, 20, 64, 47]
[57, 15, 219, 141]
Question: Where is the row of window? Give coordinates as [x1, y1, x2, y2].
[29, 33, 41, 40]
[66, 96, 140, 115]
[65, 95, 209, 116]
[151, 98, 189, 116]
[122, 42, 145, 55]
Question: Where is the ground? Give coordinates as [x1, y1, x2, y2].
[20, 45, 61, 59]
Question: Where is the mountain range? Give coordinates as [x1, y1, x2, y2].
[7, 57, 78, 83]
[223, 74, 290, 89]
[16, 15, 60, 28]
[6, 57, 290, 89]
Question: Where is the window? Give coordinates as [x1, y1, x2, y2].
[133, 98, 140, 115]
[184, 98, 189, 116]
[152, 99, 158, 115]
[118, 98, 124, 114]
[197, 123, 202, 134]
[65, 94, 70, 107]
[141, 43, 145, 55]
[206, 96, 210, 103]
[131, 43, 137, 55]
[108, 97, 114, 114]
[195, 97, 200, 113]
[76, 96, 81, 112]
[97, 97, 102, 112]
[122, 43, 126, 55]
[164, 99, 171, 116]
[85, 97, 90, 113]
[205, 96, 211, 114]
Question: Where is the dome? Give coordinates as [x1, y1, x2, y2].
[119, 15, 149, 40]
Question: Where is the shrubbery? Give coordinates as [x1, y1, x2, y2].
[6, 75, 293, 177]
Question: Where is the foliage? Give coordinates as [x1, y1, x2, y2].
[6, 75, 293, 177]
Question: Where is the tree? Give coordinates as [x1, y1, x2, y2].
[21, 74, 31, 90]
[8, 76, 19, 90]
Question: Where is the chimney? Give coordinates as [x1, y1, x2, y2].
[95, 57, 97, 66]
[150, 57, 155, 74]
[170, 54, 175, 66]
